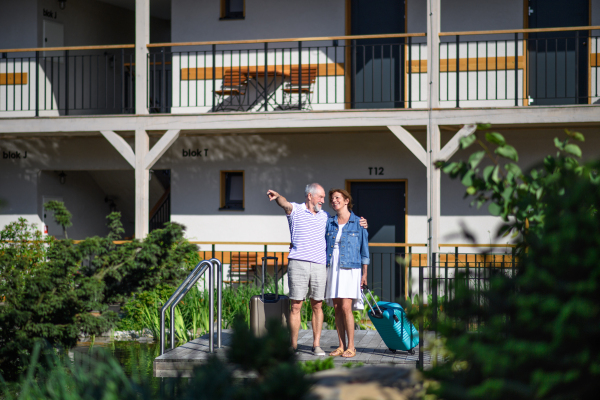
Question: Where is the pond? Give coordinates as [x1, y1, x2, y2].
[73, 340, 187, 396]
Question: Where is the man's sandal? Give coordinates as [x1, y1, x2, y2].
[329, 347, 344, 357]
[341, 348, 356, 358]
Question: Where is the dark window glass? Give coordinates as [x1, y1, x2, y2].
[225, 0, 244, 19]
[223, 172, 244, 210]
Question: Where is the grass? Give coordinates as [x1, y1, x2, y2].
[124, 278, 379, 344]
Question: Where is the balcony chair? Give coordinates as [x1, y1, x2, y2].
[213, 69, 249, 112]
[278, 66, 318, 110]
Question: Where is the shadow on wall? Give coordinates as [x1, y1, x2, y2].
[37, 170, 169, 239]
[168, 135, 292, 165]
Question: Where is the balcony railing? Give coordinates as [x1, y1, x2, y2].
[147, 33, 426, 113]
[0, 44, 135, 116]
[1, 26, 598, 117]
[437, 26, 600, 107]
[193, 241, 517, 304]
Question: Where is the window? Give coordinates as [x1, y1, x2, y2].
[220, 0, 245, 20]
[220, 171, 244, 210]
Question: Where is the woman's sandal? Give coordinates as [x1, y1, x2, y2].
[342, 348, 357, 358]
[329, 347, 344, 357]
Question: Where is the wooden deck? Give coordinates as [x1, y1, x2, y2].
[154, 329, 430, 377]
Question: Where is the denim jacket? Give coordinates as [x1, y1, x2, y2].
[325, 211, 370, 269]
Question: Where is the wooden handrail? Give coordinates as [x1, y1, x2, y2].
[369, 243, 427, 247]
[0, 44, 135, 53]
[440, 25, 600, 37]
[1, 240, 516, 248]
[147, 33, 426, 48]
[439, 243, 517, 248]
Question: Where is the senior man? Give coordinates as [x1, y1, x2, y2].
[267, 183, 367, 356]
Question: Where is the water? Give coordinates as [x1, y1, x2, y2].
[74, 340, 183, 395]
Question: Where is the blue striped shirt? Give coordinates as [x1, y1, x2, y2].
[287, 202, 329, 265]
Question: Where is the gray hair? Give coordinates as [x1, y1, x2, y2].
[305, 183, 322, 197]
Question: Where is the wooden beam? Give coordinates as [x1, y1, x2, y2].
[147, 32, 426, 48]
[0, 44, 134, 53]
[440, 25, 600, 37]
[407, 56, 525, 73]
[387, 126, 427, 166]
[437, 124, 477, 162]
[181, 63, 345, 81]
[100, 130, 135, 168]
[0, 73, 28, 85]
[2, 106, 600, 135]
[135, 129, 150, 238]
[144, 129, 180, 170]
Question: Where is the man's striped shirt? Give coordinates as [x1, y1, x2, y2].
[287, 202, 329, 265]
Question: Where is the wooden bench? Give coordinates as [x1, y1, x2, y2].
[227, 252, 259, 284]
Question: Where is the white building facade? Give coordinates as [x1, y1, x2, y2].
[2, 0, 600, 299]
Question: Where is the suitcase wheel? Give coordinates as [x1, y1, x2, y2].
[388, 347, 397, 353]
[409, 349, 415, 355]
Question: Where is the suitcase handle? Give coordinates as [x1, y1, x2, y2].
[261, 256, 279, 301]
[360, 285, 383, 318]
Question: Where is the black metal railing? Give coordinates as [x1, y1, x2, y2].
[149, 190, 170, 232]
[149, 36, 427, 113]
[440, 32, 599, 107]
[423, 251, 519, 331]
[0, 46, 135, 116]
[197, 247, 289, 290]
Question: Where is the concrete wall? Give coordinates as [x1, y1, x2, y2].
[36, 0, 170, 47]
[0, 137, 132, 238]
[2, 127, 600, 246]
[0, 0, 38, 50]
[38, 170, 114, 238]
[408, 0, 524, 37]
[172, 0, 345, 43]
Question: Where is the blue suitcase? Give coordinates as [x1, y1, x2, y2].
[361, 286, 419, 354]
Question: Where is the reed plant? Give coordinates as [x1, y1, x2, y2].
[124, 276, 377, 344]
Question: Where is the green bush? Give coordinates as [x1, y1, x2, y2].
[0, 203, 199, 381]
[299, 357, 335, 374]
[2, 317, 311, 400]
[425, 131, 600, 399]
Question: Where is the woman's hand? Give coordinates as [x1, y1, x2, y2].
[361, 274, 368, 288]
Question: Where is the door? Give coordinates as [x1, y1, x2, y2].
[351, 0, 405, 109]
[528, 0, 589, 105]
[43, 196, 64, 239]
[349, 181, 406, 301]
[43, 20, 64, 57]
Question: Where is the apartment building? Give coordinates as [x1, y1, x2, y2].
[1, 0, 599, 298]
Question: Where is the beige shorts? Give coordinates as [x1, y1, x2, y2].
[287, 259, 327, 301]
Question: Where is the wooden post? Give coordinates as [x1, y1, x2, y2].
[135, 0, 150, 115]
[427, 0, 441, 266]
[135, 129, 149, 238]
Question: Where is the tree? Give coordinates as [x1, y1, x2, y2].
[425, 130, 600, 399]
[435, 126, 596, 251]
[0, 204, 199, 380]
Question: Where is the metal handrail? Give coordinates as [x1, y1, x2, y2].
[159, 258, 223, 355]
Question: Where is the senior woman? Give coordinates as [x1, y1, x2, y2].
[324, 189, 369, 358]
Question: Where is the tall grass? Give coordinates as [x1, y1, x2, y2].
[133, 277, 376, 343]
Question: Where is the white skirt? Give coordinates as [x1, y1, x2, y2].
[325, 255, 364, 311]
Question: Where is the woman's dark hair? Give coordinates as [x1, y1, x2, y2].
[328, 188, 353, 211]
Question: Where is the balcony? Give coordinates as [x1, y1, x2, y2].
[1, 26, 598, 117]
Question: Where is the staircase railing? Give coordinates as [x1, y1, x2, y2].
[159, 258, 223, 355]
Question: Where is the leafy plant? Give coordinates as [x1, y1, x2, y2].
[342, 361, 364, 369]
[435, 126, 595, 251]
[43, 201, 73, 239]
[424, 131, 600, 399]
[1, 341, 155, 400]
[298, 357, 335, 374]
[0, 207, 199, 380]
[2, 317, 312, 400]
